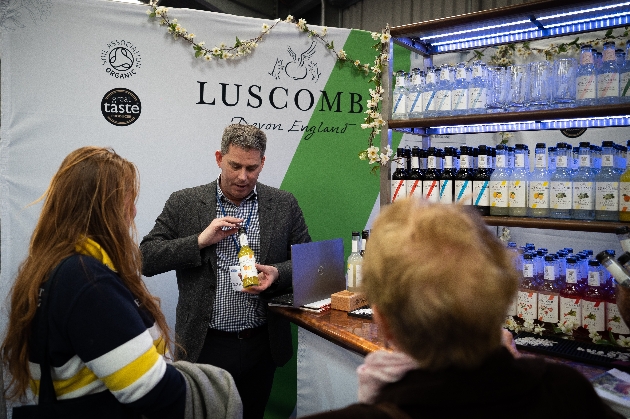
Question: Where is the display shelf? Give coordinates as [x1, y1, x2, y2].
[388, 103, 630, 135]
[390, 0, 630, 55]
[482, 215, 630, 233]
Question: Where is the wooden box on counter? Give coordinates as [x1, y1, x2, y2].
[331, 290, 368, 312]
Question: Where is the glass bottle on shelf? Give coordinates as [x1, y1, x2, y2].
[423, 147, 441, 202]
[406, 146, 422, 199]
[538, 254, 561, 325]
[517, 252, 539, 322]
[597, 41, 620, 105]
[572, 142, 595, 220]
[549, 143, 573, 219]
[570, 146, 580, 177]
[528, 143, 550, 218]
[489, 144, 510, 216]
[560, 255, 583, 329]
[391, 147, 407, 202]
[439, 147, 457, 204]
[620, 139, 630, 221]
[576, 44, 597, 107]
[468, 60, 487, 114]
[595, 140, 620, 221]
[582, 259, 606, 333]
[407, 68, 425, 119]
[452, 62, 469, 115]
[392, 70, 409, 119]
[508, 144, 528, 217]
[591, 144, 602, 176]
[454, 145, 475, 205]
[547, 146, 557, 176]
[422, 66, 438, 117]
[346, 231, 362, 292]
[472, 145, 491, 215]
[435, 64, 454, 116]
[622, 40, 630, 102]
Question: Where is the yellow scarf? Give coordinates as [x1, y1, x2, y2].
[75, 238, 117, 272]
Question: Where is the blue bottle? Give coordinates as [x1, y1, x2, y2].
[597, 42, 620, 105]
[576, 45, 597, 107]
[595, 141, 620, 221]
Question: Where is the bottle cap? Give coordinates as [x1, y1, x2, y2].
[619, 252, 630, 267]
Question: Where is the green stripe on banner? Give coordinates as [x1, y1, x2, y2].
[265, 30, 410, 419]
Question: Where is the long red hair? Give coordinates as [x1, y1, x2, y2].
[1, 146, 172, 399]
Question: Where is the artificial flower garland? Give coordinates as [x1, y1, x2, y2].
[146, 1, 393, 173]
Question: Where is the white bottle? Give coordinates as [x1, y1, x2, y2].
[347, 231, 362, 292]
[392, 70, 408, 120]
[406, 68, 425, 119]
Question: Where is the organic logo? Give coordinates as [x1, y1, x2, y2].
[101, 40, 141, 79]
[268, 40, 320, 82]
[101, 88, 141, 126]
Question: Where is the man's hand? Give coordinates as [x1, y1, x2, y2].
[198, 216, 243, 249]
[241, 263, 279, 294]
[501, 328, 520, 358]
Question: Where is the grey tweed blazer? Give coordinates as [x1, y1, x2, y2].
[140, 180, 311, 366]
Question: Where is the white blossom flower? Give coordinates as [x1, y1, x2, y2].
[361, 123, 371, 129]
[146, 9, 152, 16]
[380, 32, 391, 43]
[204, 54, 212, 61]
[337, 50, 347, 60]
[285, 15, 294, 22]
[198, 41, 205, 47]
[321, 27, 328, 36]
[262, 23, 270, 32]
[354, 60, 361, 66]
[374, 116, 385, 126]
[212, 47, 221, 55]
[379, 152, 390, 164]
[297, 19, 307, 30]
[371, 32, 380, 40]
[172, 18, 178, 24]
[382, 145, 393, 158]
[366, 146, 379, 160]
[618, 335, 630, 347]
[221, 51, 231, 59]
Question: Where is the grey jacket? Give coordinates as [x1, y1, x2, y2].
[140, 180, 311, 366]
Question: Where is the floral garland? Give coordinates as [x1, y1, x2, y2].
[146, 1, 392, 173]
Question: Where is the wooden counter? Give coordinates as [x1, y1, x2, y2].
[270, 306, 612, 381]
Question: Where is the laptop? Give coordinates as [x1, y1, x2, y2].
[265, 238, 345, 308]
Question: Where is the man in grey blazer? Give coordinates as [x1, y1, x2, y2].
[140, 124, 311, 419]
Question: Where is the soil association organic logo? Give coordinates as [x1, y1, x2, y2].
[101, 88, 141, 126]
[101, 40, 141, 79]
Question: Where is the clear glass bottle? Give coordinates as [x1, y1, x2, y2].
[597, 41, 620, 105]
[392, 70, 409, 119]
[423, 147, 441, 202]
[407, 68, 425, 119]
[238, 228, 259, 288]
[595, 140, 620, 221]
[517, 252, 539, 322]
[576, 44, 597, 107]
[454, 145, 475, 205]
[439, 147, 457, 204]
[560, 255, 583, 328]
[468, 60, 487, 114]
[582, 259, 606, 332]
[508, 144, 528, 217]
[549, 143, 573, 219]
[422, 67, 438, 117]
[572, 142, 595, 220]
[472, 145, 491, 215]
[620, 140, 630, 221]
[528, 143, 550, 218]
[346, 231, 362, 292]
[452, 62, 469, 115]
[435, 64, 454, 116]
[622, 40, 630, 102]
[538, 254, 561, 324]
[547, 146, 557, 176]
[391, 147, 407, 202]
[489, 144, 511, 216]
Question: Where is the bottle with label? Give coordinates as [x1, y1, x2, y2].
[576, 44, 597, 107]
[407, 68, 425, 119]
[435, 64, 454, 116]
[439, 147, 457, 204]
[528, 143, 550, 218]
[595, 141, 620, 221]
[360, 230, 369, 257]
[538, 255, 561, 324]
[406, 146, 423, 199]
[489, 144, 511, 216]
[591, 144, 602, 176]
[560, 255, 583, 329]
[346, 231, 362, 292]
[392, 70, 409, 119]
[508, 144, 528, 217]
[452, 62, 469, 115]
[422, 67, 438, 117]
[237, 228, 259, 288]
[391, 147, 407, 203]
[472, 145, 491, 215]
[572, 142, 595, 220]
[597, 41, 620, 105]
[468, 60, 487, 114]
[423, 147, 441, 202]
[619, 139, 630, 221]
[549, 143, 573, 219]
[454, 146, 475, 205]
[622, 40, 630, 102]
[517, 252, 539, 322]
[582, 259, 606, 333]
